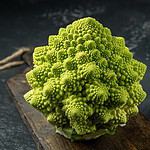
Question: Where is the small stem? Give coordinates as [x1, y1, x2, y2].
[0, 47, 30, 65]
[0, 61, 24, 71]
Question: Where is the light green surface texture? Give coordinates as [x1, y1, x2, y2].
[24, 17, 147, 140]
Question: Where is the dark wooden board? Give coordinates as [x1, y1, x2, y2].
[7, 73, 150, 150]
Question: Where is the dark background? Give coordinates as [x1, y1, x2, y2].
[0, 0, 150, 149]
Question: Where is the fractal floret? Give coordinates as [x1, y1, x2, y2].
[24, 17, 147, 140]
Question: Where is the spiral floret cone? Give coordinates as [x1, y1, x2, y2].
[24, 17, 147, 140]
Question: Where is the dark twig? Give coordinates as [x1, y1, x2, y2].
[0, 47, 30, 65]
[0, 47, 31, 71]
[0, 61, 25, 71]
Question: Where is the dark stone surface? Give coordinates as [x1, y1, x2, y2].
[0, 0, 150, 149]
[0, 66, 36, 150]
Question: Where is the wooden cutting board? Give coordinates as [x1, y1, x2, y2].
[6, 72, 150, 150]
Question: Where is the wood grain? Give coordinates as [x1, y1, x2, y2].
[7, 73, 150, 150]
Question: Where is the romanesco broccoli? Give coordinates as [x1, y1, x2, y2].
[24, 17, 147, 140]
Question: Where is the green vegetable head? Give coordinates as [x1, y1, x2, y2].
[24, 17, 147, 140]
